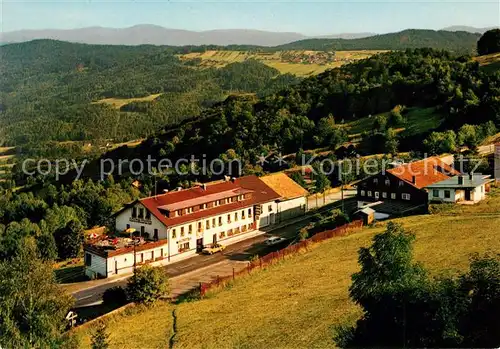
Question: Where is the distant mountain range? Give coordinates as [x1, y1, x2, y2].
[441, 26, 497, 34]
[0, 25, 375, 46]
[0, 24, 495, 47]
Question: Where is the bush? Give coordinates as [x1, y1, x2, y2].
[102, 286, 128, 307]
[299, 228, 309, 241]
[311, 213, 323, 223]
[126, 265, 170, 304]
[388, 106, 405, 127]
[90, 321, 109, 349]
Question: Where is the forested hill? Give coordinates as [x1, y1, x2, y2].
[275, 30, 481, 53]
[57, 48, 500, 185]
[0, 40, 299, 151]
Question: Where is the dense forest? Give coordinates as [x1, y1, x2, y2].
[0, 40, 300, 150]
[275, 30, 481, 53]
[52, 48, 497, 184]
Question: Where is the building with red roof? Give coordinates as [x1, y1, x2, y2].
[356, 157, 461, 211]
[84, 175, 306, 278]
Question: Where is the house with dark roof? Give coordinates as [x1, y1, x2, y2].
[356, 157, 461, 211]
[84, 175, 286, 278]
[426, 173, 494, 203]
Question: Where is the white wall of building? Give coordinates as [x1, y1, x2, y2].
[89, 199, 285, 278]
[115, 203, 167, 240]
[471, 184, 486, 202]
[166, 205, 259, 255]
[276, 197, 306, 223]
[84, 241, 170, 279]
[84, 253, 108, 278]
[428, 188, 459, 203]
[257, 200, 278, 228]
[428, 185, 486, 203]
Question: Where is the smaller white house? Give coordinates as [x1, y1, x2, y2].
[260, 172, 309, 223]
[426, 173, 494, 204]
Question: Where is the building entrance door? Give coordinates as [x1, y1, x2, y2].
[196, 238, 204, 252]
[465, 190, 471, 201]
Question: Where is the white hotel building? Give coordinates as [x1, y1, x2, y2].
[84, 174, 307, 278]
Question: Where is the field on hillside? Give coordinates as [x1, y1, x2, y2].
[179, 50, 387, 77]
[345, 107, 443, 139]
[0, 147, 16, 180]
[474, 53, 500, 73]
[93, 93, 162, 109]
[75, 189, 500, 348]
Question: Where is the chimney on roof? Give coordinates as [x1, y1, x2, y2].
[458, 175, 464, 185]
[412, 175, 417, 185]
[231, 177, 236, 183]
[176, 187, 182, 191]
[201, 183, 206, 190]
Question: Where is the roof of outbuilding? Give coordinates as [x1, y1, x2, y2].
[260, 172, 309, 200]
[356, 207, 375, 215]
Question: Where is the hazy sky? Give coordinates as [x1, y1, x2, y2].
[1, 0, 499, 34]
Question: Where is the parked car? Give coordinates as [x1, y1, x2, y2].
[202, 243, 226, 255]
[265, 236, 287, 246]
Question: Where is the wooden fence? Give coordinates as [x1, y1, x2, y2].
[200, 220, 363, 296]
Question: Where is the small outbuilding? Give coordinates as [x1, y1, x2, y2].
[354, 207, 375, 225]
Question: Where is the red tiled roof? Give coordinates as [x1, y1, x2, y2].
[140, 175, 281, 227]
[387, 157, 460, 189]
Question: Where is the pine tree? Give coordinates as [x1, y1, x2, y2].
[91, 321, 110, 349]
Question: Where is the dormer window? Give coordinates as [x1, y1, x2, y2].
[176, 210, 181, 216]
[145, 211, 151, 220]
[138, 208, 144, 219]
[201, 203, 207, 210]
[187, 207, 193, 214]
[132, 207, 137, 218]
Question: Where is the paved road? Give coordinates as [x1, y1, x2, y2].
[71, 198, 357, 307]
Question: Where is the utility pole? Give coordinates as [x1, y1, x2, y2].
[341, 181, 345, 214]
[133, 240, 137, 273]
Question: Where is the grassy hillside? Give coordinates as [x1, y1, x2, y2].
[276, 29, 480, 53]
[75, 190, 500, 348]
[474, 52, 500, 73]
[345, 107, 444, 139]
[179, 50, 386, 77]
[93, 93, 162, 109]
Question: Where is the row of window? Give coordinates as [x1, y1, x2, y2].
[131, 207, 151, 220]
[219, 224, 254, 239]
[171, 208, 253, 239]
[172, 194, 247, 217]
[372, 178, 406, 187]
[432, 189, 451, 199]
[360, 190, 411, 201]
